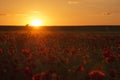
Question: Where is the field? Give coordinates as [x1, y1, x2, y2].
[0, 28, 120, 80]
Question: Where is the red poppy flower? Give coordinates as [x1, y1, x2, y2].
[0, 48, 2, 55]
[22, 49, 31, 55]
[102, 49, 111, 57]
[88, 70, 105, 80]
[105, 55, 116, 63]
[117, 54, 120, 61]
[118, 44, 120, 49]
[32, 73, 42, 80]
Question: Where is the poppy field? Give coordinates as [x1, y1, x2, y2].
[0, 30, 120, 80]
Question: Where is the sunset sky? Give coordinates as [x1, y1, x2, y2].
[0, 0, 120, 26]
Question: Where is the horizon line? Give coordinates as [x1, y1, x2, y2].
[0, 25, 120, 27]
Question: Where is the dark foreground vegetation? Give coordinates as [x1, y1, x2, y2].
[0, 25, 120, 31]
[0, 27, 120, 80]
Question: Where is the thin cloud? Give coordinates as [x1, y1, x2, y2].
[15, 11, 41, 17]
[104, 12, 111, 16]
[15, 13, 28, 17]
[68, 1, 80, 5]
[0, 13, 8, 16]
[0, 13, 28, 17]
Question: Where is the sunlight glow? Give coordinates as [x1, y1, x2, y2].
[30, 19, 43, 27]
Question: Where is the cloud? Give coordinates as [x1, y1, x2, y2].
[15, 13, 28, 17]
[0, 13, 26, 17]
[68, 1, 80, 5]
[0, 13, 8, 16]
[14, 11, 41, 17]
[104, 12, 111, 16]
[0, 13, 28, 17]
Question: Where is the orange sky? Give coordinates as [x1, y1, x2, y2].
[0, 0, 120, 25]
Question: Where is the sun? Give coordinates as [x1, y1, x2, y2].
[30, 19, 43, 27]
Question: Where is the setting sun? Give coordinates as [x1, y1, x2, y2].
[30, 19, 43, 27]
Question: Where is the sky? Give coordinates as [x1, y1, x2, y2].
[0, 0, 120, 26]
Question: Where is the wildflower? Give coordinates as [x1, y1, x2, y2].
[105, 55, 116, 63]
[74, 65, 85, 74]
[88, 70, 105, 80]
[118, 44, 120, 49]
[22, 48, 31, 54]
[102, 49, 111, 57]
[32, 73, 42, 80]
[41, 69, 53, 80]
[117, 54, 120, 61]
[0, 48, 2, 55]
[79, 66, 85, 72]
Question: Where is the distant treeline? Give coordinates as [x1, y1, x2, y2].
[0, 25, 120, 31]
